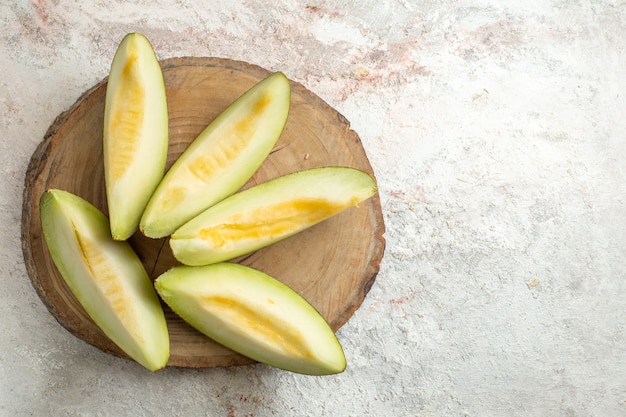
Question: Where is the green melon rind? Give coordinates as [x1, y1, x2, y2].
[39, 189, 169, 371]
[104, 32, 169, 241]
[139, 71, 291, 239]
[170, 166, 377, 266]
[154, 263, 346, 375]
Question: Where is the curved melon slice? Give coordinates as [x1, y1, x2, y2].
[155, 263, 346, 375]
[170, 167, 377, 266]
[39, 189, 169, 371]
[140, 71, 291, 239]
[104, 32, 168, 241]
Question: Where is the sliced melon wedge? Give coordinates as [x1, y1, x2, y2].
[39, 189, 169, 371]
[103, 32, 168, 241]
[170, 166, 377, 266]
[140, 71, 291, 239]
[155, 263, 346, 375]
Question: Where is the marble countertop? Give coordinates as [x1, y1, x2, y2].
[1, 1, 625, 416]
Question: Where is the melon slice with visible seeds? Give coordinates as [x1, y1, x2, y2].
[170, 166, 377, 266]
[104, 32, 168, 241]
[140, 71, 291, 239]
[155, 262, 346, 375]
[39, 189, 169, 371]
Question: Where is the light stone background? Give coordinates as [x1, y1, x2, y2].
[1, 1, 625, 416]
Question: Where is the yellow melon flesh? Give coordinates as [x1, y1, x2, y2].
[104, 32, 168, 241]
[196, 198, 345, 247]
[170, 167, 378, 266]
[39, 189, 169, 371]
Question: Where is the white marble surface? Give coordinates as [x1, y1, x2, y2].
[2, 1, 625, 416]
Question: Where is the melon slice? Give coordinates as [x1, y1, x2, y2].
[155, 263, 346, 375]
[170, 167, 377, 266]
[103, 32, 169, 241]
[140, 71, 291, 239]
[39, 189, 169, 371]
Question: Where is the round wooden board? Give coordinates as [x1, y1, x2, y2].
[21, 57, 386, 369]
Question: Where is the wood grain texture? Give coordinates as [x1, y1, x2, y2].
[21, 57, 386, 369]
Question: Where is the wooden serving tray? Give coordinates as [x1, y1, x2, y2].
[21, 57, 385, 369]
